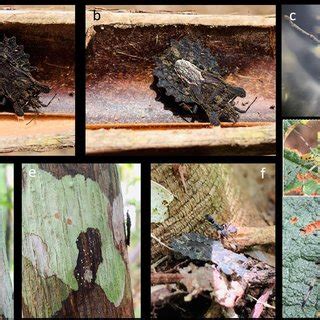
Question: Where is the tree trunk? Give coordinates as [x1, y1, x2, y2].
[0, 165, 13, 319]
[22, 164, 134, 318]
[151, 164, 275, 262]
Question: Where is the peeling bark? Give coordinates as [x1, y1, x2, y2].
[22, 164, 133, 318]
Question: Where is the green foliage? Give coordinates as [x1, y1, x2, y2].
[0, 187, 13, 210]
[283, 198, 320, 318]
[0, 165, 12, 210]
[283, 119, 298, 134]
[118, 164, 140, 187]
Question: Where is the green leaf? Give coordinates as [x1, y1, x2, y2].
[283, 148, 319, 195]
[283, 120, 298, 133]
[151, 180, 174, 223]
[283, 179, 303, 194]
[303, 180, 320, 195]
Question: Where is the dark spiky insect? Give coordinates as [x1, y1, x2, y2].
[205, 214, 238, 250]
[125, 210, 131, 246]
[154, 37, 252, 125]
[205, 214, 237, 237]
[0, 36, 50, 116]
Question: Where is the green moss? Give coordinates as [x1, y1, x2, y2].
[22, 164, 126, 316]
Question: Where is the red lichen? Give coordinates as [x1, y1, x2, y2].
[296, 172, 320, 183]
[290, 216, 299, 224]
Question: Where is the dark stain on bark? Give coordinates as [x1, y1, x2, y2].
[53, 228, 120, 318]
[74, 228, 102, 289]
[38, 164, 98, 181]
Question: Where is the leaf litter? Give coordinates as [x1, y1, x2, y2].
[151, 232, 275, 318]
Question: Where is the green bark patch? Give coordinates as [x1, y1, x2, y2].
[22, 164, 126, 317]
[283, 197, 320, 318]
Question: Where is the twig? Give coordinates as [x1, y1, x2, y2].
[45, 62, 70, 69]
[26, 93, 57, 126]
[151, 272, 183, 285]
[248, 293, 276, 310]
[169, 302, 187, 313]
[284, 15, 320, 45]
[151, 233, 173, 251]
[234, 74, 261, 80]
[151, 255, 168, 270]
[116, 51, 150, 60]
[166, 259, 189, 273]
[245, 96, 257, 112]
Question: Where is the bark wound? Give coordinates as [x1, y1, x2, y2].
[74, 228, 102, 289]
[54, 228, 120, 318]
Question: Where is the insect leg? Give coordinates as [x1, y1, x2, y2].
[208, 111, 220, 126]
[45, 92, 57, 108]
[12, 102, 24, 117]
[234, 97, 257, 113]
[220, 223, 239, 250]
[192, 105, 198, 114]
[0, 96, 6, 107]
[225, 233, 239, 251]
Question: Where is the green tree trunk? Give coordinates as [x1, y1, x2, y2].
[0, 165, 13, 319]
[22, 164, 133, 318]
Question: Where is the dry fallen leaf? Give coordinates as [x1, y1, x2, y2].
[212, 267, 245, 308]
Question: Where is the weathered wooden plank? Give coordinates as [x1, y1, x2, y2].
[0, 115, 75, 154]
[86, 123, 276, 155]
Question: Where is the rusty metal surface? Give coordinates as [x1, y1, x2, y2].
[0, 21, 75, 114]
[86, 24, 275, 124]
